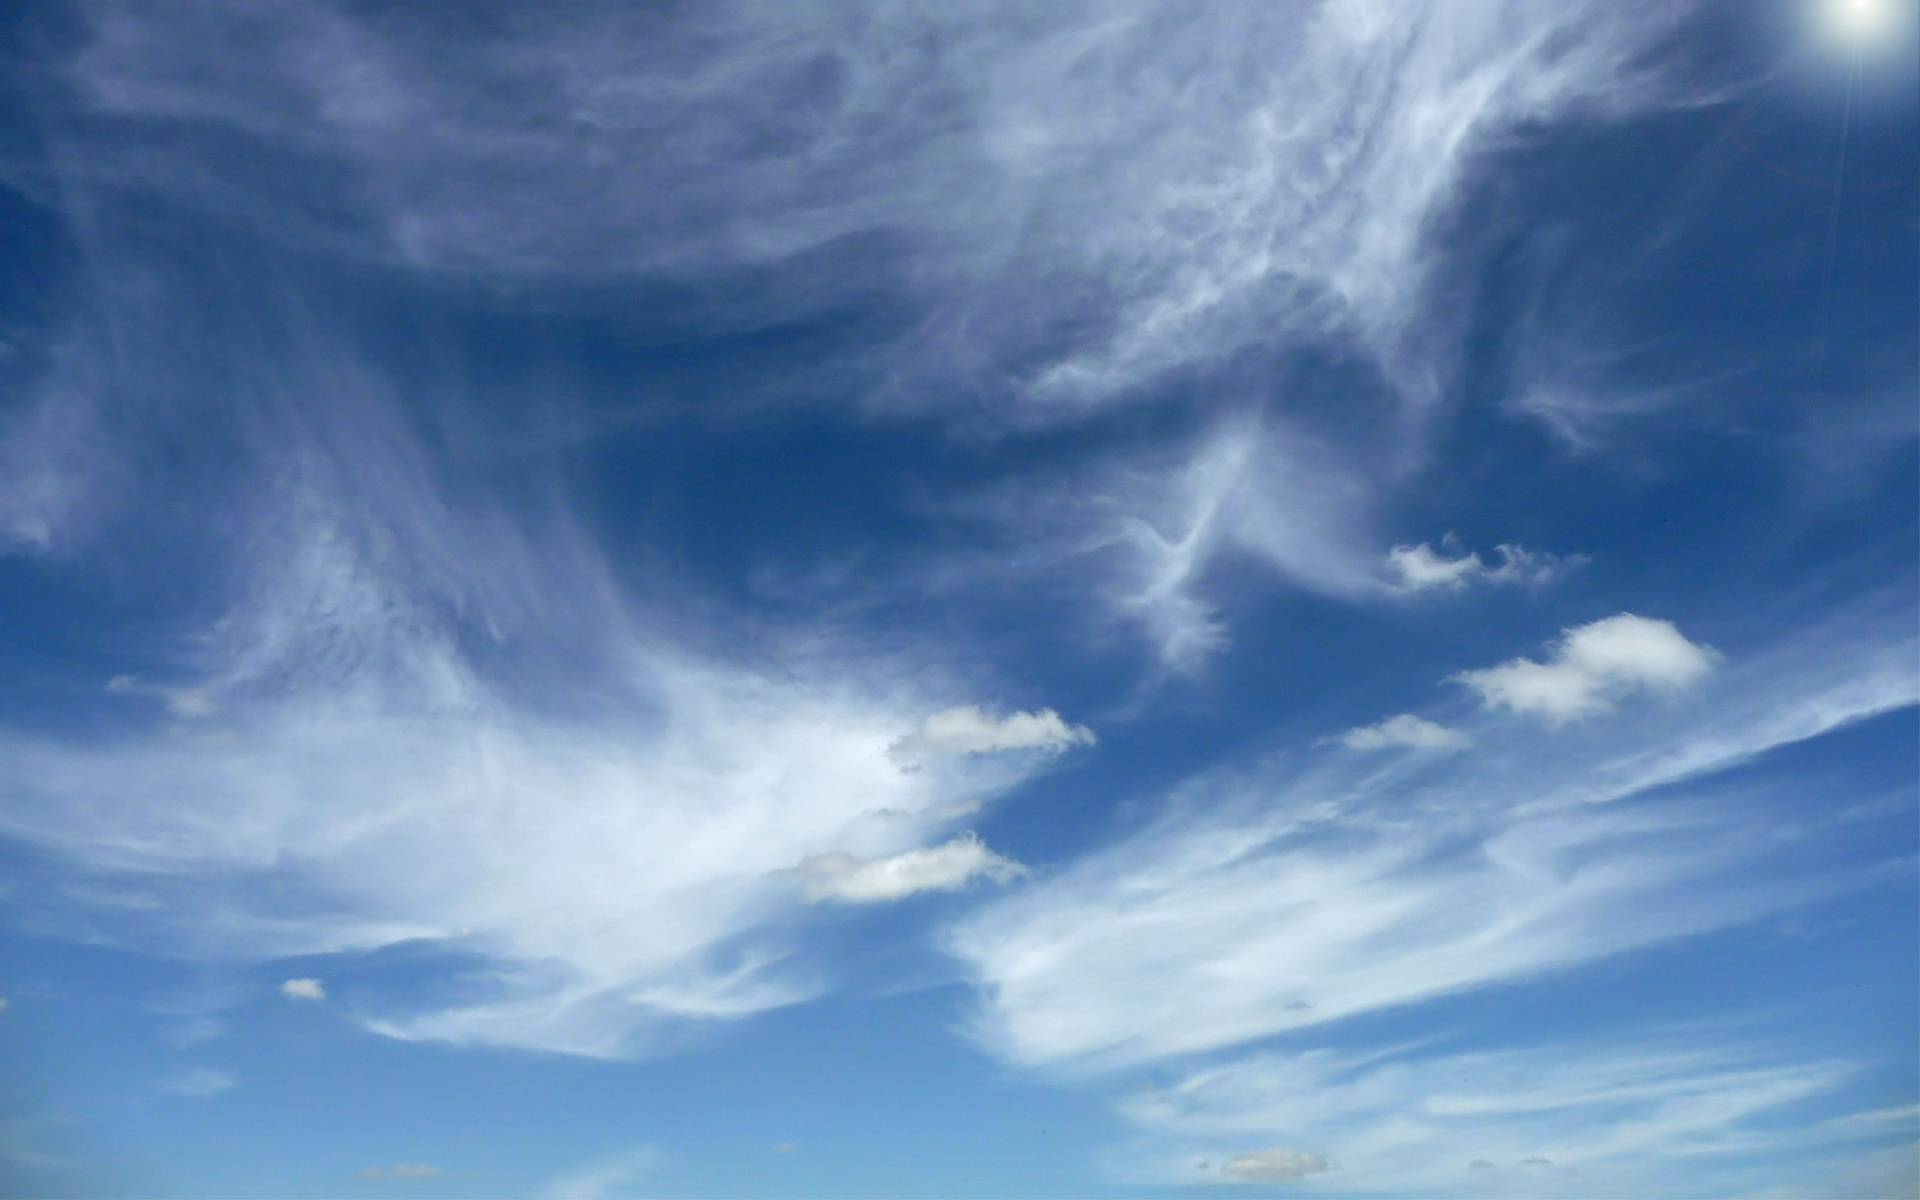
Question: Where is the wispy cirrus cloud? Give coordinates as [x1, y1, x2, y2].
[1115, 1033, 1898, 1196]
[947, 601, 1915, 1072]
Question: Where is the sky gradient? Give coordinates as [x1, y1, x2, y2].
[0, 1, 1915, 1196]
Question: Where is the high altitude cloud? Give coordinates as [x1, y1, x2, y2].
[888, 707, 1094, 764]
[947, 606, 1913, 1071]
[13, 0, 1689, 693]
[1455, 614, 1720, 723]
[800, 835, 1027, 904]
[1332, 714, 1467, 752]
[1116, 1035, 1891, 1197]
[1219, 1147, 1330, 1182]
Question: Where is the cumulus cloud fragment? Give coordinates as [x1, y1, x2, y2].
[1220, 1146, 1330, 1181]
[801, 835, 1026, 904]
[1332, 714, 1467, 751]
[1454, 614, 1720, 723]
[888, 706, 1094, 764]
[1388, 542, 1581, 593]
[280, 977, 325, 1001]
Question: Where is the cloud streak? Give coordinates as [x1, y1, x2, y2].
[800, 835, 1027, 904]
[1116, 1033, 1895, 1196]
[947, 602, 1915, 1072]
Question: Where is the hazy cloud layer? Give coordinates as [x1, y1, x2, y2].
[540, 1146, 663, 1200]
[1219, 1146, 1330, 1182]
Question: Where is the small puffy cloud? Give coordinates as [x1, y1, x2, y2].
[800, 834, 1026, 904]
[1221, 1147, 1330, 1182]
[280, 978, 325, 1001]
[1469, 1158, 1497, 1169]
[888, 706, 1093, 764]
[1389, 543, 1484, 590]
[1519, 1156, 1553, 1166]
[1331, 714, 1467, 752]
[1389, 542, 1582, 593]
[160, 1068, 235, 1097]
[1454, 614, 1720, 723]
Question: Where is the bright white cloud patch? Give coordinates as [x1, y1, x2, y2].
[801, 835, 1026, 904]
[280, 978, 325, 1001]
[1456, 614, 1720, 723]
[948, 611, 1914, 1071]
[889, 706, 1094, 764]
[1220, 1147, 1330, 1182]
[1388, 542, 1580, 592]
[1333, 714, 1466, 752]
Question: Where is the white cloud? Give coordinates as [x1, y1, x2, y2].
[0, 473, 1074, 1056]
[1115, 1034, 1898, 1197]
[1455, 614, 1720, 724]
[280, 978, 325, 1001]
[159, 1068, 235, 1097]
[947, 605, 1915, 1071]
[57, 1, 1671, 417]
[541, 1146, 663, 1200]
[800, 835, 1027, 904]
[889, 707, 1094, 764]
[1389, 542, 1582, 593]
[1332, 714, 1467, 752]
[1220, 1146, 1330, 1182]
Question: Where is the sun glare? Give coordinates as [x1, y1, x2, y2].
[1816, 0, 1906, 50]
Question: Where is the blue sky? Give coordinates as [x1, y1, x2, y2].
[0, 0, 1914, 1196]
